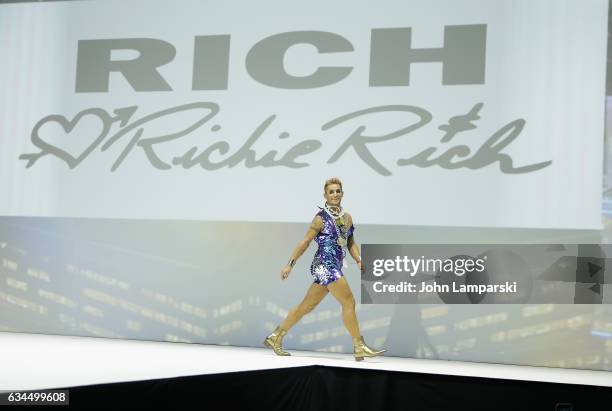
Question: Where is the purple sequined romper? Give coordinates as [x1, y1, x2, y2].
[310, 207, 355, 286]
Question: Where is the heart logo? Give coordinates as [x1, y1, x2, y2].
[23, 108, 112, 169]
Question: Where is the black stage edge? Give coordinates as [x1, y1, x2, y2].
[57, 365, 609, 410]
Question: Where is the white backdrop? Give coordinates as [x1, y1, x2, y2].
[0, 0, 607, 228]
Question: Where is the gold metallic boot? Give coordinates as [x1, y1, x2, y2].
[353, 335, 386, 361]
[263, 326, 291, 356]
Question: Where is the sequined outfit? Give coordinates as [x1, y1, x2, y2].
[310, 206, 355, 286]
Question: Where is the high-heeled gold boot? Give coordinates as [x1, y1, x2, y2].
[353, 335, 386, 361]
[263, 326, 291, 356]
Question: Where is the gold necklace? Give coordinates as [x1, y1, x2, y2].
[324, 203, 344, 219]
[324, 203, 348, 247]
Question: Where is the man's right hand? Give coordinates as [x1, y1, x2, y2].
[281, 265, 292, 280]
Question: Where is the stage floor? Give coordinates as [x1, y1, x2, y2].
[1, 331, 610, 391]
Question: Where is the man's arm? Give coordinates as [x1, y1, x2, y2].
[285, 215, 323, 268]
[346, 213, 362, 265]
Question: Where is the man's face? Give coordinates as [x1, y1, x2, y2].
[324, 184, 343, 206]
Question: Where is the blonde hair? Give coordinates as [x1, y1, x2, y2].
[324, 177, 343, 192]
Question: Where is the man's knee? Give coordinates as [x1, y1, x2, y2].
[342, 296, 355, 309]
[298, 302, 315, 314]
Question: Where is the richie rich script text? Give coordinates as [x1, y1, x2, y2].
[19, 102, 552, 175]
